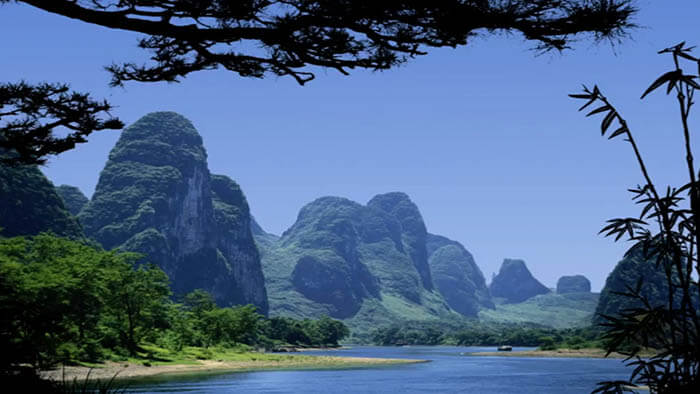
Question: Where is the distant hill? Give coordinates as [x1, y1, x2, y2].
[479, 292, 600, 329]
[489, 259, 550, 303]
[256, 192, 492, 333]
[557, 275, 591, 294]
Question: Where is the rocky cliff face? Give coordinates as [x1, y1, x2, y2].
[258, 192, 492, 330]
[55, 185, 89, 216]
[427, 234, 493, 316]
[0, 164, 83, 238]
[210, 174, 268, 314]
[556, 275, 591, 294]
[489, 259, 550, 303]
[79, 112, 267, 313]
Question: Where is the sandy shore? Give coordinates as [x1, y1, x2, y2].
[467, 348, 629, 359]
[41, 355, 425, 382]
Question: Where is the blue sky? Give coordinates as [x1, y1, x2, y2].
[2, 1, 699, 290]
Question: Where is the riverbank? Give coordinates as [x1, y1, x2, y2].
[467, 348, 629, 358]
[41, 353, 425, 382]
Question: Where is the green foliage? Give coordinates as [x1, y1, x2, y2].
[0, 164, 83, 238]
[370, 319, 603, 348]
[0, 234, 167, 369]
[259, 315, 350, 348]
[101, 262, 171, 354]
[0, 234, 347, 379]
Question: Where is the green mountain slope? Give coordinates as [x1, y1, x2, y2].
[257, 192, 493, 333]
[79, 112, 267, 313]
[55, 185, 89, 216]
[0, 164, 83, 238]
[427, 234, 493, 316]
[479, 292, 600, 329]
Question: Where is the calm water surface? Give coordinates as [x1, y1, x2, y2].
[127, 346, 635, 393]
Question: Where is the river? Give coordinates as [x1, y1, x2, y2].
[127, 346, 636, 393]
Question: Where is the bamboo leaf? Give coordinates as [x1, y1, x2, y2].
[587, 105, 611, 117]
[601, 110, 616, 135]
[682, 75, 700, 90]
[641, 70, 682, 99]
[569, 93, 592, 99]
[607, 126, 627, 140]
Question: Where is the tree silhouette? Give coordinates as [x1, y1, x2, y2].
[571, 42, 700, 393]
[2, 0, 637, 165]
[0, 82, 123, 165]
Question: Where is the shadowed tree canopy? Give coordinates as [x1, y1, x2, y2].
[1, 0, 637, 164]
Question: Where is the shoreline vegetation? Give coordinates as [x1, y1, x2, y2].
[40, 353, 425, 383]
[467, 348, 629, 359]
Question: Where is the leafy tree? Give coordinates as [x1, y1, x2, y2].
[1, 0, 637, 164]
[262, 316, 313, 346]
[102, 259, 171, 354]
[184, 289, 217, 316]
[570, 42, 700, 393]
[199, 304, 262, 346]
[0, 234, 165, 368]
[314, 315, 350, 346]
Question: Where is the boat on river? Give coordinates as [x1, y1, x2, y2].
[497, 345, 513, 351]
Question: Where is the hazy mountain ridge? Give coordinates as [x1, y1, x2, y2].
[489, 259, 551, 304]
[557, 275, 591, 294]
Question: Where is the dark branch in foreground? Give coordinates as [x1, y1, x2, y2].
[0, 82, 123, 165]
[16, 0, 637, 86]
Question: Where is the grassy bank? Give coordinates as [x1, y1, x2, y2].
[40, 346, 425, 383]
